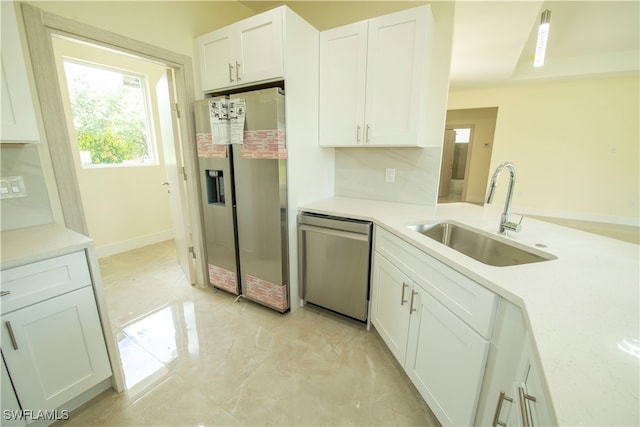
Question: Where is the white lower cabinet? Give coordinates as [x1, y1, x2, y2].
[1, 251, 112, 422]
[405, 285, 490, 426]
[1, 287, 111, 413]
[371, 227, 496, 426]
[511, 339, 556, 427]
[370, 253, 412, 363]
[475, 300, 557, 427]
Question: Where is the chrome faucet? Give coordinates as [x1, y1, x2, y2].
[486, 161, 523, 235]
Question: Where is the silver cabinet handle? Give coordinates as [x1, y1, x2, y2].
[492, 391, 513, 427]
[0, 290, 10, 297]
[228, 63, 234, 83]
[356, 125, 361, 143]
[366, 124, 371, 143]
[400, 282, 409, 306]
[409, 290, 418, 313]
[5, 321, 18, 350]
[236, 61, 241, 81]
[518, 386, 537, 427]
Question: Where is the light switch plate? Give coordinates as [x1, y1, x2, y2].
[385, 168, 396, 183]
[0, 176, 27, 199]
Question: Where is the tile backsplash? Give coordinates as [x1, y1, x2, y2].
[334, 147, 441, 206]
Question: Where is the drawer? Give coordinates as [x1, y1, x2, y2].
[0, 251, 91, 314]
[375, 227, 497, 338]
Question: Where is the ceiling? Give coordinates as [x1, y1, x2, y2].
[451, 1, 640, 90]
[239, 1, 640, 90]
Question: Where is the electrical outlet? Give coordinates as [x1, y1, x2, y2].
[385, 168, 396, 183]
[0, 176, 27, 199]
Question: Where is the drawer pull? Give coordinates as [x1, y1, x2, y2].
[409, 290, 418, 313]
[518, 386, 537, 427]
[401, 282, 409, 306]
[492, 390, 513, 427]
[5, 321, 18, 350]
[0, 290, 10, 297]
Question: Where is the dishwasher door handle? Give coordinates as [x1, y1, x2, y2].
[299, 224, 369, 242]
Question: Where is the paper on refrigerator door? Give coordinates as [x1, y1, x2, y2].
[229, 99, 246, 145]
[208, 99, 230, 145]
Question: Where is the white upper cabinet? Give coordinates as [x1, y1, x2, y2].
[1, 2, 39, 143]
[197, 8, 284, 93]
[319, 6, 432, 147]
[319, 21, 368, 146]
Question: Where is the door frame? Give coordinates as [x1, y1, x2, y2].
[444, 124, 475, 202]
[21, 4, 206, 287]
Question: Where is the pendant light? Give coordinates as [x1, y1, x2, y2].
[533, 9, 551, 67]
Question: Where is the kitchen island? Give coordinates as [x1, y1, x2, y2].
[300, 197, 639, 426]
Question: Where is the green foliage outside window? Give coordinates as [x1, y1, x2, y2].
[64, 60, 153, 166]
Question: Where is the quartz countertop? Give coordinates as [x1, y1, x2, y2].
[1, 223, 93, 270]
[299, 197, 640, 426]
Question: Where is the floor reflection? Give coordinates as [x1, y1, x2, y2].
[118, 301, 201, 392]
[53, 240, 440, 426]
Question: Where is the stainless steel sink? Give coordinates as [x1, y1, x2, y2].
[407, 221, 556, 267]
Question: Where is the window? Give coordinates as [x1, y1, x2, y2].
[62, 60, 156, 167]
[454, 127, 471, 144]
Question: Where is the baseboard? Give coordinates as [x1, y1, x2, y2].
[96, 229, 174, 258]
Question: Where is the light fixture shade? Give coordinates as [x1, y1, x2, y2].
[534, 9, 551, 67]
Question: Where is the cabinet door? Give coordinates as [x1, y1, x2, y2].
[1, 1, 39, 143]
[370, 252, 412, 363]
[234, 8, 284, 85]
[405, 285, 490, 427]
[1, 286, 111, 412]
[318, 21, 368, 147]
[515, 340, 556, 427]
[197, 29, 235, 92]
[474, 301, 527, 426]
[364, 7, 428, 146]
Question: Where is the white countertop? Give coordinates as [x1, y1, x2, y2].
[300, 197, 640, 426]
[1, 223, 94, 270]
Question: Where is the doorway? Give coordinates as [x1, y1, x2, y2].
[438, 107, 498, 205]
[51, 36, 194, 284]
[21, 4, 205, 288]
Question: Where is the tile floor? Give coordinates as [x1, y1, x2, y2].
[56, 240, 440, 426]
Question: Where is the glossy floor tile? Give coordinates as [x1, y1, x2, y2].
[56, 240, 440, 426]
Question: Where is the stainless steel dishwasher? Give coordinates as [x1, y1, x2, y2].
[298, 212, 372, 321]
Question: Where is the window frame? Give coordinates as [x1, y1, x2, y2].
[61, 57, 158, 169]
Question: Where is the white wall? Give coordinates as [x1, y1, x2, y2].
[52, 37, 174, 256]
[448, 75, 640, 224]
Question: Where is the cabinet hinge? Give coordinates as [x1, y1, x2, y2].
[188, 246, 195, 259]
[181, 166, 187, 181]
[174, 103, 181, 119]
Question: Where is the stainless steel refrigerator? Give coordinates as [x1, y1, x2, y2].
[194, 87, 289, 312]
